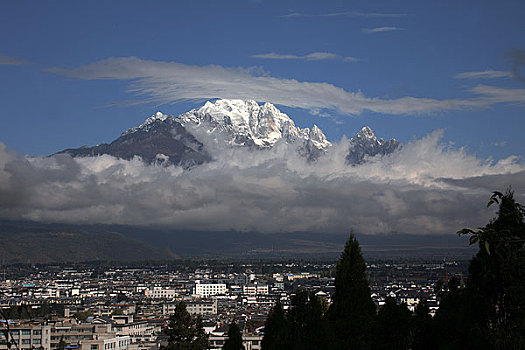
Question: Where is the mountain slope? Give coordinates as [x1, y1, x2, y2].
[58, 112, 211, 168]
[0, 221, 167, 263]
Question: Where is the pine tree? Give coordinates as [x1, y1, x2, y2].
[373, 297, 412, 350]
[286, 290, 331, 350]
[261, 301, 288, 350]
[327, 233, 376, 349]
[163, 301, 209, 350]
[411, 300, 433, 350]
[222, 322, 243, 350]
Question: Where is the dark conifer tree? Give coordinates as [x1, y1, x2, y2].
[434, 189, 525, 349]
[373, 297, 412, 350]
[261, 301, 289, 350]
[411, 300, 434, 350]
[163, 301, 209, 350]
[327, 233, 376, 349]
[222, 322, 243, 350]
[286, 290, 331, 350]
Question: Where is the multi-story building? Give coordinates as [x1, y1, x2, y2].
[209, 334, 263, 350]
[78, 335, 131, 350]
[162, 299, 218, 316]
[144, 287, 177, 299]
[186, 299, 218, 316]
[194, 282, 226, 297]
[0, 322, 51, 350]
[49, 321, 112, 349]
[243, 284, 269, 296]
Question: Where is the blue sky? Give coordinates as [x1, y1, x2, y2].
[1, 0, 524, 160]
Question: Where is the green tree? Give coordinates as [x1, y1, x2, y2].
[457, 190, 525, 348]
[262, 301, 288, 350]
[327, 233, 376, 349]
[373, 297, 412, 350]
[411, 300, 434, 350]
[163, 301, 209, 350]
[73, 310, 93, 321]
[286, 290, 331, 350]
[432, 277, 485, 350]
[433, 190, 525, 349]
[222, 322, 243, 350]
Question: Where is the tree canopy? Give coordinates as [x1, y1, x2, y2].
[327, 233, 376, 349]
[163, 301, 209, 350]
[222, 322, 243, 350]
[261, 191, 525, 349]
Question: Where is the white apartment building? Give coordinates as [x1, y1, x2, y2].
[194, 282, 227, 297]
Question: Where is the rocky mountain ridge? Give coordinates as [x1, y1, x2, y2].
[58, 99, 399, 166]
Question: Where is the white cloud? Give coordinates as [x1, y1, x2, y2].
[455, 70, 512, 79]
[469, 85, 525, 105]
[251, 52, 359, 62]
[0, 132, 523, 235]
[47, 57, 525, 116]
[491, 141, 506, 147]
[0, 53, 29, 66]
[304, 52, 340, 61]
[251, 53, 302, 60]
[362, 26, 404, 33]
[282, 11, 407, 18]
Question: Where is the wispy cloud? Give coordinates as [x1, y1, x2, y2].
[282, 11, 407, 18]
[0, 53, 30, 66]
[362, 26, 404, 33]
[251, 51, 359, 62]
[491, 141, 506, 147]
[47, 56, 525, 116]
[455, 70, 512, 79]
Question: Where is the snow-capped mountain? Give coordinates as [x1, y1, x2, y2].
[57, 99, 398, 167]
[178, 99, 331, 150]
[346, 126, 400, 165]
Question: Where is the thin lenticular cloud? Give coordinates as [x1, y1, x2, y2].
[251, 52, 359, 62]
[362, 26, 404, 33]
[282, 11, 407, 18]
[47, 56, 525, 116]
[455, 70, 512, 79]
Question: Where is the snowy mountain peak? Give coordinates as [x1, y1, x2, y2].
[346, 126, 400, 165]
[178, 99, 330, 150]
[356, 126, 377, 140]
[122, 111, 173, 136]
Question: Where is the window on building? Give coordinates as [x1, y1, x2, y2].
[33, 339, 41, 345]
[22, 339, 31, 344]
[91, 345, 99, 350]
[21, 330, 31, 336]
[33, 330, 42, 335]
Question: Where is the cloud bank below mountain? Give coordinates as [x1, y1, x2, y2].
[0, 130, 523, 235]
